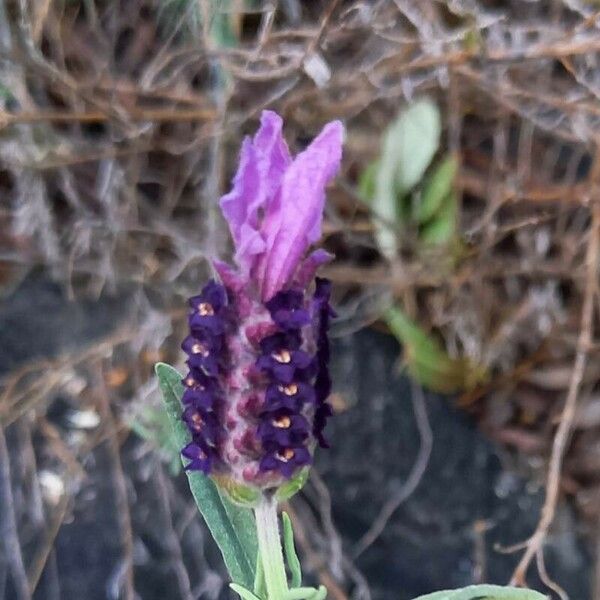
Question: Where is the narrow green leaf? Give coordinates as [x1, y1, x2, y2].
[284, 587, 327, 600]
[416, 156, 458, 224]
[412, 584, 547, 600]
[230, 583, 263, 600]
[282, 512, 302, 588]
[420, 192, 458, 246]
[155, 362, 257, 589]
[253, 551, 266, 599]
[385, 307, 487, 394]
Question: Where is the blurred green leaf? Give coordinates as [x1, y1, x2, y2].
[155, 362, 257, 589]
[392, 100, 441, 194]
[412, 584, 547, 600]
[373, 130, 402, 258]
[419, 191, 458, 246]
[358, 160, 378, 203]
[157, 0, 241, 45]
[210, 3, 240, 48]
[416, 156, 458, 224]
[370, 100, 441, 258]
[385, 307, 487, 394]
[0, 82, 14, 103]
[130, 404, 182, 475]
[157, 0, 202, 36]
[462, 27, 484, 53]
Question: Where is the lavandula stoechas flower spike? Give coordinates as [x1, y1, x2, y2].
[181, 111, 343, 505]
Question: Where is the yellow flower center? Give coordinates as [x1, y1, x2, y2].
[198, 302, 214, 316]
[277, 448, 295, 462]
[273, 415, 292, 429]
[272, 349, 291, 364]
[191, 343, 209, 357]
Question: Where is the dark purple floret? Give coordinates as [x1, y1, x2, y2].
[259, 445, 311, 478]
[188, 280, 230, 335]
[265, 289, 304, 312]
[256, 349, 314, 384]
[312, 277, 334, 448]
[182, 407, 221, 445]
[257, 411, 310, 446]
[182, 368, 220, 395]
[182, 440, 213, 474]
[313, 403, 334, 448]
[180, 281, 230, 474]
[264, 382, 315, 411]
[265, 289, 311, 330]
[185, 353, 220, 378]
[181, 370, 220, 411]
[188, 280, 227, 313]
[180, 277, 335, 485]
[259, 330, 302, 354]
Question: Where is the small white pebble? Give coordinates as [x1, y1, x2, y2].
[39, 470, 64, 506]
[67, 409, 100, 430]
[303, 53, 331, 88]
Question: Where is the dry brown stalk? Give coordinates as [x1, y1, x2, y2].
[509, 202, 600, 596]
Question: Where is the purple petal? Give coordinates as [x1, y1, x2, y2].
[293, 249, 334, 289]
[213, 260, 244, 291]
[260, 121, 343, 300]
[219, 139, 259, 247]
[219, 111, 291, 276]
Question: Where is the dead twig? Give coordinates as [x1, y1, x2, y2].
[0, 425, 31, 600]
[509, 202, 600, 593]
[96, 364, 135, 600]
[26, 494, 69, 595]
[283, 504, 349, 600]
[0, 106, 216, 127]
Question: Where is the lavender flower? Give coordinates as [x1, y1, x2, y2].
[181, 111, 343, 495]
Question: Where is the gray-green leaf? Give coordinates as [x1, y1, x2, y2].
[412, 584, 548, 600]
[155, 362, 258, 589]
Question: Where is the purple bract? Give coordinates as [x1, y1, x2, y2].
[181, 111, 343, 490]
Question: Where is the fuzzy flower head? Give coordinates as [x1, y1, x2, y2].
[181, 111, 343, 501]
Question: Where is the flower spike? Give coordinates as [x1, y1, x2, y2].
[181, 111, 343, 498]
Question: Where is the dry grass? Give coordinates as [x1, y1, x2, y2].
[1, 1, 600, 598]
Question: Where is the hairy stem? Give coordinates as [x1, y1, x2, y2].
[255, 495, 288, 600]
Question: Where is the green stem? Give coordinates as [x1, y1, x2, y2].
[254, 494, 288, 600]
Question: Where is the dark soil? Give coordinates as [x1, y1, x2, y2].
[0, 274, 591, 599]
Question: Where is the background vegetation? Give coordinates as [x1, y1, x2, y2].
[1, 1, 600, 599]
